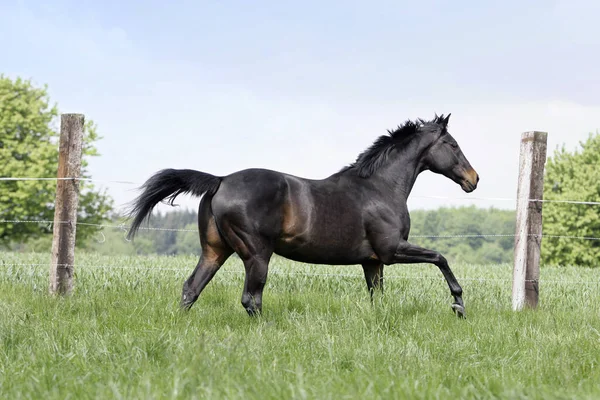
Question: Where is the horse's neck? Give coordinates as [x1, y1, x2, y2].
[375, 153, 423, 202]
[332, 139, 427, 201]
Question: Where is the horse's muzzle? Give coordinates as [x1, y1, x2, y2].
[461, 169, 479, 193]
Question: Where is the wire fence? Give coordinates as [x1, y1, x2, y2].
[3, 175, 600, 286]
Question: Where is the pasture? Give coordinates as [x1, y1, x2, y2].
[1, 251, 599, 399]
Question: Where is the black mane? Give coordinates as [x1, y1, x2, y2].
[341, 114, 448, 178]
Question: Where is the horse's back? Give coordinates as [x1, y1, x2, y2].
[216, 168, 288, 201]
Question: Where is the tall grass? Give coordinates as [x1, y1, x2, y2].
[1, 251, 599, 399]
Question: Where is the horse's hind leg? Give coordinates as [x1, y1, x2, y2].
[181, 200, 233, 310]
[181, 243, 232, 310]
[217, 221, 273, 316]
[240, 250, 272, 316]
[362, 261, 384, 301]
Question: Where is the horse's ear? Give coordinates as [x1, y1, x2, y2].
[440, 113, 451, 129]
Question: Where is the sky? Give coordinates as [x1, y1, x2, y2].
[1, 0, 599, 215]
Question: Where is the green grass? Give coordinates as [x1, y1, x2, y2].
[1, 251, 599, 399]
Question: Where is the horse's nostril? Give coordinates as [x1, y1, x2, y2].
[476, 174, 480, 183]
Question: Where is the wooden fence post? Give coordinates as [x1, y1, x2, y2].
[512, 131, 547, 311]
[49, 114, 85, 296]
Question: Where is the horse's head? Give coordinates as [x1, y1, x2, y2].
[420, 114, 479, 193]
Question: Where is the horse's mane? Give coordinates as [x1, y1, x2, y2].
[340, 114, 448, 178]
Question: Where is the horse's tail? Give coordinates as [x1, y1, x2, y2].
[125, 168, 222, 240]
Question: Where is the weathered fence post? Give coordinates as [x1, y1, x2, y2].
[512, 131, 547, 311]
[49, 114, 85, 295]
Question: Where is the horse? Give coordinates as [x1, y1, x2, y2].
[126, 113, 479, 318]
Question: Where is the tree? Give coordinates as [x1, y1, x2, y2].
[0, 75, 113, 247]
[541, 132, 600, 267]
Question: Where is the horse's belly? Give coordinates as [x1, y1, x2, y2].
[273, 236, 373, 265]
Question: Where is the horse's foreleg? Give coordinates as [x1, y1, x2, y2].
[362, 261, 384, 301]
[380, 241, 465, 318]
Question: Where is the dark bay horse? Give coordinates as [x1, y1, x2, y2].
[126, 114, 479, 318]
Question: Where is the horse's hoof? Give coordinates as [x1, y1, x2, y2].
[452, 303, 466, 319]
[245, 308, 259, 317]
[180, 294, 195, 311]
[244, 305, 263, 317]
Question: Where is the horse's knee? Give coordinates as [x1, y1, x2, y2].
[435, 254, 449, 268]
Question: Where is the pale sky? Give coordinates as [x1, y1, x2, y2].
[1, 0, 599, 214]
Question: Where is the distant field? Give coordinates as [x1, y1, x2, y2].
[1, 251, 599, 399]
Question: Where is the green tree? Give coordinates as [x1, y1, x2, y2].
[0, 75, 113, 247]
[542, 132, 600, 267]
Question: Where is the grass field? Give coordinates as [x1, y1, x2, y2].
[1, 251, 599, 399]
